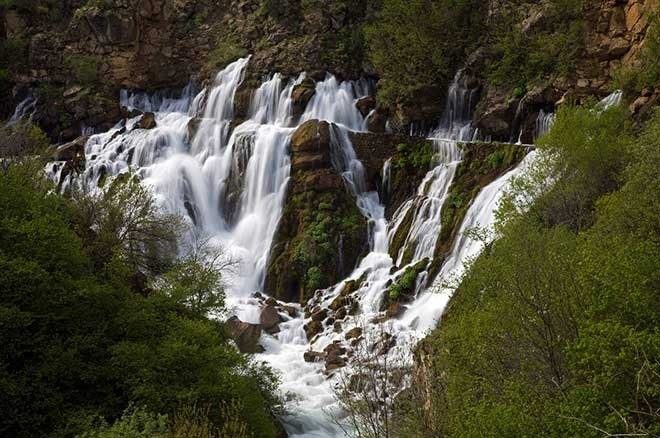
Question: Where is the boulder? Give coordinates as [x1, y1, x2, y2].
[291, 77, 316, 118]
[311, 307, 328, 322]
[52, 136, 88, 162]
[137, 112, 157, 130]
[260, 305, 282, 335]
[345, 327, 362, 340]
[225, 316, 263, 353]
[290, 119, 330, 154]
[304, 320, 323, 339]
[303, 350, 325, 363]
[324, 342, 347, 372]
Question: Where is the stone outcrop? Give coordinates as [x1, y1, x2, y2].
[225, 316, 263, 354]
[474, 0, 659, 142]
[264, 120, 369, 304]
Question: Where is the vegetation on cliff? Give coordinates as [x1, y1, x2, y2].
[364, 0, 485, 106]
[397, 105, 660, 437]
[0, 162, 282, 437]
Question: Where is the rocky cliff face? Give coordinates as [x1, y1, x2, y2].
[2, 0, 657, 143]
[474, 0, 659, 142]
[1, 0, 375, 140]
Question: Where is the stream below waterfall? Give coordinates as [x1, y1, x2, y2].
[46, 58, 540, 437]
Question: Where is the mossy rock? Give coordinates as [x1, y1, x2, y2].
[264, 120, 369, 303]
[427, 142, 530, 282]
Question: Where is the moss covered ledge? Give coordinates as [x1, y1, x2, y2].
[426, 142, 530, 282]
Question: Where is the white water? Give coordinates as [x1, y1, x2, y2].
[5, 92, 37, 127]
[46, 59, 540, 436]
[535, 109, 556, 140]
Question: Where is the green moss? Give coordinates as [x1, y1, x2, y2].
[206, 34, 248, 73]
[428, 143, 528, 280]
[65, 54, 100, 85]
[393, 141, 435, 170]
[266, 187, 368, 303]
[387, 258, 429, 302]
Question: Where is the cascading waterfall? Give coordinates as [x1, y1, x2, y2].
[5, 92, 37, 127]
[47, 58, 540, 437]
[535, 109, 556, 140]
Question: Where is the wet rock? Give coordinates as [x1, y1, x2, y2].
[137, 112, 157, 130]
[333, 321, 343, 333]
[291, 77, 316, 119]
[187, 117, 201, 141]
[52, 136, 88, 163]
[304, 320, 323, 339]
[330, 294, 352, 311]
[355, 95, 376, 117]
[260, 305, 282, 335]
[311, 308, 328, 322]
[290, 119, 330, 154]
[345, 327, 362, 340]
[335, 307, 347, 320]
[282, 305, 298, 317]
[366, 108, 388, 133]
[303, 350, 325, 363]
[324, 342, 347, 372]
[225, 316, 263, 353]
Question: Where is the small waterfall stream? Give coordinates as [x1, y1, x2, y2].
[46, 59, 539, 437]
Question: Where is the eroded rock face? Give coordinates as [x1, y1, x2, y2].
[264, 120, 369, 303]
[474, 0, 658, 141]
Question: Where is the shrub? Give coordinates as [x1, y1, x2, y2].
[65, 53, 100, 85]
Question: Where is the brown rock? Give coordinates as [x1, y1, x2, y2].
[291, 78, 316, 118]
[355, 95, 376, 117]
[303, 350, 325, 363]
[260, 305, 282, 335]
[52, 136, 88, 162]
[304, 320, 323, 339]
[311, 308, 328, 322]
[137, 112, 157, 129]
[290, 119, 330, 153]
[225, 316, 262, 353]
[345, 327, 362, 340]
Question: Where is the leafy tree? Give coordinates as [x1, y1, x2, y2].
[0, 162, 282, 437]
[364, 0, 485, 106]
[402, 106, 660, 436]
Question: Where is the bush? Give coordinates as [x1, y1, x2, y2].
[65, 54, 100, 85]
[488, 0, 584, 90]
[0, 162, 282, 437]
[365, 0, 485, 106]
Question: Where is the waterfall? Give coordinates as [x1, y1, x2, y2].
[5, 92, 37, 127]
[50, 58, 539, 436]
[535, 109, 556, 140]
[599, 90, 623, 110]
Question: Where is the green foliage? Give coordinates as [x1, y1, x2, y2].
[0, 162, 281, 437]
[206, 34, 248, 72]
[393, 142, 435, 170]
[79, 406, 168, 438]
[405, 106, 660, 436]
[365, 0, 485, 105]
[488, 0, 585, 90]
[65, 54, 100, 85]
[387, 259, 427, 302]
[0, 121, 50, 157]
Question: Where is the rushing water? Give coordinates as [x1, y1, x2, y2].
[45, 59, 541, 437]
